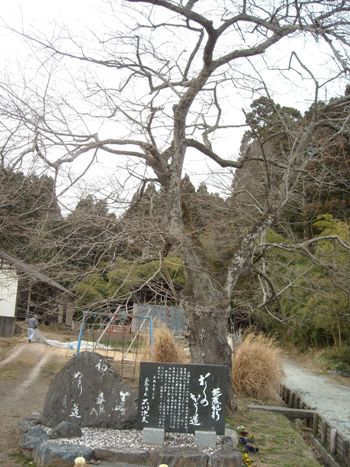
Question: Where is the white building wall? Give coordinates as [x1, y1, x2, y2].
[0, 269, 19, 318]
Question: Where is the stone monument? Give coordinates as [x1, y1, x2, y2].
[42, 351, 137, 428]
[138, 362, 227, 447]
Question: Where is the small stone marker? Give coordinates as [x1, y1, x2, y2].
[195, 430, 217, 449]
[224, 427, 238, 449]
[138, 362, 227, 435]
[142, 427, 165, 446]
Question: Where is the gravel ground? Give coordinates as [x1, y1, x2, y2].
[283, 360, 350, 437]
[49, 427, 221, 453]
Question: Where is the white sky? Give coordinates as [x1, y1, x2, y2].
[0, 0, 348, 210]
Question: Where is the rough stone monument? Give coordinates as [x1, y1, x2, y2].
[42, 351, 137, 428]
[137, 362, 227, 435]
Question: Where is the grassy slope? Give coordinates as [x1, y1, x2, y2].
[229, 398, 321, 467]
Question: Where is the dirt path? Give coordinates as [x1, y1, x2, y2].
[0, 332, 139, 466]
[0, 341, 68, 466]
[0, 346, 25, 369]
[283, 360, 350, 438]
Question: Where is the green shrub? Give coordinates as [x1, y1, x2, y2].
[319, 346, 350, 373]
[251, 218, 350, 349]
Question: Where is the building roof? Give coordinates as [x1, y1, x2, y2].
[0, 250, 75, 297]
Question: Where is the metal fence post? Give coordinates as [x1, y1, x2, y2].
[76, 311, 86, 354]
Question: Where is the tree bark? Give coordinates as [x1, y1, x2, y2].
[184, 299, 236, 411]
[178, 236, 236, 410]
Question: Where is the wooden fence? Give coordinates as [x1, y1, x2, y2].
[280, 384, 350, 467]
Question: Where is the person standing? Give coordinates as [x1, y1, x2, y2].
[27, 315, 38, 343]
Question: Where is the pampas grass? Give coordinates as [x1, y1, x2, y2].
[143, 322, 187, 363]
[232, 333, 284, 400]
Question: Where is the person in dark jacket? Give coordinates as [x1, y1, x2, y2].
[27, 315, 38, 343]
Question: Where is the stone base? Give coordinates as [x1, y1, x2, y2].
[97, 464, 151, 467]
[142, 427, 165, 446]
[34, 441, 93, 467]
[18, 415, 243, 467]
[195, 430, 217, 449]
[19, 426, 48, 454]
[94, 447, 150, 464]
[150, 446, 208, 467]
[208, 447, 242, 466]
[224, 427, 239, 449]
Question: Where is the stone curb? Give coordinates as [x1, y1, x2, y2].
[34, 441, 93, 467]
[18, 415, 242, 466]
[94, 447, 150, 464]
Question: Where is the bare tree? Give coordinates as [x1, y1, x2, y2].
[2, 0, 350, 406]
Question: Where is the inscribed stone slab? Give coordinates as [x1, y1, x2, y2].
[42, 351, 137, 428]
[138, 362, 227, 434]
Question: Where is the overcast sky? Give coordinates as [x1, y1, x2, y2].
[0, 1, 348, 210]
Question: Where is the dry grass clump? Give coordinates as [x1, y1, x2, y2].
[143, 322, 187, 363]
[232, 333, 284, 400]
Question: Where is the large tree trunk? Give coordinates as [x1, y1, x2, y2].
[184, 299, 236, 411]
[178, 238, 236, 410]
